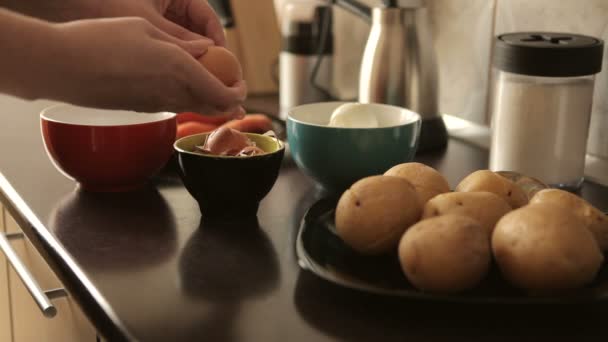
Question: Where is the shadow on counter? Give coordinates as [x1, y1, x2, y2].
[177, 217, 279, 340]
[49, 185, 177, 271]
[293, 270, 608, 342]
[179, 217, 279, 300]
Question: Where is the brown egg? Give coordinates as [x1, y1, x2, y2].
[203, 127, 251, 156]
[198, 46, 243, 86]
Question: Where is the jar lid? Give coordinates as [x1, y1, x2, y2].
[493, 32, 604, 77]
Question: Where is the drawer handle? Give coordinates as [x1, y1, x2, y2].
[0, 232, 67, 318]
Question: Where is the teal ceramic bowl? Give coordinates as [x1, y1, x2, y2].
[287, 102, 421, 193]
[174, 133, 285, 220]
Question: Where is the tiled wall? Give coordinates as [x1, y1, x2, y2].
[274, 0, 608, 156]
[427, 0, 496, 124]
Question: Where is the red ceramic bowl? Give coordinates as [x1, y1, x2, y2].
[41, 104, 176, 192]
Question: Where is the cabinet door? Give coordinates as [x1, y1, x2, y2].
[5, 210, 96, 342]
[1, 205, 14, 342]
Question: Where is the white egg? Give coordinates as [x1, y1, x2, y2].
[328, 103, 379, 128]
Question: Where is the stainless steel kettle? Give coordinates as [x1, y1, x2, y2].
[334, 0, 447, 151]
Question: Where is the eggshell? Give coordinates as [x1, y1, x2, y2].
[203, 127, 250, 155]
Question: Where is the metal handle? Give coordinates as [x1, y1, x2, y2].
[0, 232, 67, 318]
[333, 0, 372, 22]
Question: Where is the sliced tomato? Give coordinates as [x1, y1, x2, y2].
[176, 121, 218, 140]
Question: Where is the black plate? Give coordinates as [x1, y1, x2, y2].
[296, 197, 608, 304]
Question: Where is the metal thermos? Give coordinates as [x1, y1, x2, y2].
[279, 2, 333, 119]
[334, 0, 447, 151]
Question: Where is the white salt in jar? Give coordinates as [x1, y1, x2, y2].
[489, 32, 604, 190]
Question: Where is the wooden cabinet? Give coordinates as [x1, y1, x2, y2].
[1, 204, 14, 342]
[2, 207, 97, 342]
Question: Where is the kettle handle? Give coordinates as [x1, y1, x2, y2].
[309, 5, 335, 100]
[332, 0, 371, 23]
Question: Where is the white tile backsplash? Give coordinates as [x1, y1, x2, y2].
[330, 0, 374, 101]
[427, 0, 496, 124]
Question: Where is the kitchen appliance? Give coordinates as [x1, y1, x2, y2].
[332, 0, 447, 152]
[279, 1, 333, 119]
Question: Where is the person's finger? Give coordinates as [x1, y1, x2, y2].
[187, 63, 247, 111]
[150, 26, 214, 57]
[184, 0, 226, 46]
[149, 13, 209, 42]
[231, 106, 247, 119]
[221, 80, 248, 109]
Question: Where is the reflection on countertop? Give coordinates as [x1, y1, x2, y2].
[176, 217, 280, 341]
[293, 269, 608, 341]
[49, 185, 177, 271]
[179, 217, 279, 301]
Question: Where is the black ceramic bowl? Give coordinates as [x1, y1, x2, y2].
[174, 132, 285, 219]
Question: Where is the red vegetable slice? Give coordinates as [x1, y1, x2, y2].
[221, 114, 273, 134]
[176, 112, 233, 125]
[176, 121, 217, 140]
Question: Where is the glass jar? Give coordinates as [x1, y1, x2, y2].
[489, 32, 604, 190]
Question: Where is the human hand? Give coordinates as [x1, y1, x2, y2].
[2, 0, 226, 45]
[94, 0, 226, 45]
[44, 17, 245, 115]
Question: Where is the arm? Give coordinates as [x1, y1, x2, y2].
[1, 0, 226, 45]
[0, 0, 98, 22]
[0, 9, 246, 115]
[0, 8, 58, 100]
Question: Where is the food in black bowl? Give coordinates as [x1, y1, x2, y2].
[174, 127, 285, 220]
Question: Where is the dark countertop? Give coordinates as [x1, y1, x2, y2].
[1, 95, 608, 341]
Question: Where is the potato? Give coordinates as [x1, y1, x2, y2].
[492, 203, 603, 293]
[335, 175, 421, 254]
[384, 162, 450, 205]
[398, 215, 491, 293]
[422, 191, 511, 234]
[455, 170, 528, 208]
[531, 189, 608, 251]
